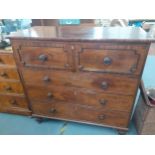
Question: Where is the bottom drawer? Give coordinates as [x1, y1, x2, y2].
[32, 101, 130, 128]
[0, 94, 29, 109]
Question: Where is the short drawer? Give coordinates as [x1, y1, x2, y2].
[77, 43, 148, 75]
[22, 68, 138, 95]
[0, 94, 28, 109]
[32, 101, 129, 128]
[0, 67, 19, 81]
[0, 81, 24, 94]
[19, 46, 71, 69]
[26, 84, 134, 112]
[0, 53, 15, 66]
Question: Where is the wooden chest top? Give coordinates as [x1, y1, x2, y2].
[8, 26, 155, 43]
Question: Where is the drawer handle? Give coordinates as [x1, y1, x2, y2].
[103, 57, 112, 65]
[101, 81, 108, 90]
[98, 114, 106, 120]
[49, 108, 57, 114]
[99, 99, 107, 106]
[71, 45, 75, 50]
[38, 54, 48, 62]
[130, 64, 137, 73]
[43, 76, 51, 82]
[10, 99, 18, 105]
[47, 92, 53, 98]
[0, 72, 7, 77]
[5, 86, 12, 91]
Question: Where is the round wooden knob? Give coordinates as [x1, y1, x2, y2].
[101, 81, 108, 90]
[47, 92, 53, 98]
[0, 72, 7, 77]
[38, 54, 48, 62]
[99, 99, 107, 106]
[43, 76, 50, 82]
[71, 45, 75, 50]
[103, 57, 112, 65]
[5, 86, 12, 91]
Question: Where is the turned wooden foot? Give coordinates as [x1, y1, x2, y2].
[117, 129, 128, 135]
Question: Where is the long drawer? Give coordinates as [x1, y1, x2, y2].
[0, 67, 19, 81]
[22, 68, 138, 95]
[26, 84, 134, 112]
[0, 81, 24, 94]
[0, 94, 28, 109]
[31, 101, 130, 128]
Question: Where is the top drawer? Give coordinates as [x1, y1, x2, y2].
[77, 43, 148, 75]
[18, 46, 71, 70]
[0, 53, 16, 66]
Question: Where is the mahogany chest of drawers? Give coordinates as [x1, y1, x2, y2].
[0, 49, 31, 115]
[8, 26, 154, 134]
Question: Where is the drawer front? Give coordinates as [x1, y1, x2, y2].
[0, 67, 19, 81]
[0, 54, 15, 66]
[0, 81, 24, 94]
[76, 43, 148, 75]
[32, 101, 129, 128]
[19, 46, 71, 69]
[22, 68, 138, 95]
[0, 95, 28, 109]
[26, 84, 134, 112]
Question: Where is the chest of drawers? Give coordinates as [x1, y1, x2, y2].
[9, 26, 154, 134]
[0, 49, 31, 115]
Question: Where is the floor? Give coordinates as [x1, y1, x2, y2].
[0, 48, 155, 135]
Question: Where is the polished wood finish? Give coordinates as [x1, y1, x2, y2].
[18, 42, 148, 75]
[31, 101, 129, 128]
[19, 46, 70, 69]
[0, 67, 20, 80]
[0, 94, 28, 109]
[26, 84, 134, 112]
[78, 45, 147, 75]
[9, 26, 155, 42]
[0, 105, 31, 115]
[22, 68, 138, 95]
[0, 53, 16, 66]
[0, 81, 23, 94]
[0, 50, 31, 115]
[9, 26, 154, 133]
